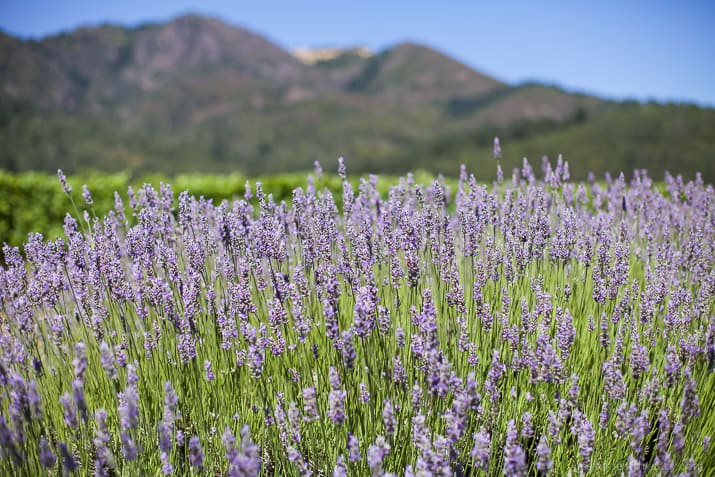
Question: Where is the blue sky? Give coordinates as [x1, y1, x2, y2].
[1, 0, 714, 106]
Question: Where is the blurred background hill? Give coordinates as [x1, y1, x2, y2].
[1, 13, 714, 180]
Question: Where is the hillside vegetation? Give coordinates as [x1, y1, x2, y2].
[1, 15, 713, 180]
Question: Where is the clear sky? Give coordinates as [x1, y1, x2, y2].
[1, 0, 714, 106]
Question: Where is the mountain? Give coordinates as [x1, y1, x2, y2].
[1, 15, 310, 109]
[1, 14, 713, 180]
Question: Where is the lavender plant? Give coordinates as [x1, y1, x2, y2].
[0, 158, 713, 476]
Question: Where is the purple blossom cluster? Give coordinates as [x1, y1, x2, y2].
[0, 161, 713, 475]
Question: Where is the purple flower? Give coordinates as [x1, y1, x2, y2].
[396, 326, 405, 348]
[73, 342, 87, 381]
[504, 420, 526, 476]
[328, 388, 347, 425]
[313, 160, 323, 179]
[328, 366, 341, 390]
[602, 358, 626, 400]
[333, 455, 347, 477]
[59, 442, 78, 472]
[118, 387, 139, 431]
[57, 169, 72, 193]
[121, 432, 139, 461]
[39, 437, 57, 468]
[367, 436, 390, 475]
[471, 427, 491, 471]
[392, 355, 406, 386]
[8, 373, 29, 442]
[99, 341, 117, 379]
[411, 414, 431, 456]
[664, 343, 681, 382]
[115, 344, 128, 368]
[382, 399, 396, 436]
[158, 421, 173, 453]
[27, 380, 42, 420]
[411, 384, 422, 410]
[94, 409, 114, 472]
[338, 156, 347, 180]
[302, 387, 319, 422]
[177, 329, 197, 364]
[287, 401, 302, 443]
[628, 455, 643, 477]
[160, 451, 174, 475]
[468, 344, 479, 367]
[680, 367, 701, 424]
[353, 285, 377, 338]
[163, 381, 180, 422]
[72, 379, 87, 422]
[204, 360, 215, 382]
[630, 341, 650, 378]
[493, 136, 502, 160]
[189, 435, 204, 471]
[571, 410, 595, 471]
[222, 427, 238, 464]
[599, 399, 609, 429]
[672, 419, 685, 456]
[615, 402, 637, 438]
[347, 433, 361, 462]
[535, 434, 552, 475]
[248, 345, 264, 378]
[359, 382, 370, 404]
[60, 392, 78, 429]
[521, 412, 534, 439]
[82, 184, 93, 205]
[414, 289, 438, 344]
[340, 329, 356, 369]
[629, 409, 650, 455]
[485, 350, 506, 403]
[555, 308, 575, 359]
[229, 425, 261, 476]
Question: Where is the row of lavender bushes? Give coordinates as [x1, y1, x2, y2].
[0, 169, 440, 247]
[0, 157, 713, 475]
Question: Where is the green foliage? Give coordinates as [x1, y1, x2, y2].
[390, 102, 715, 182]
[1, 98, 712, 183]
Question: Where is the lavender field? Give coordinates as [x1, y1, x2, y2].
[1, 157, 713, 476]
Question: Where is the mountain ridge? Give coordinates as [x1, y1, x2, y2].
[1, 14, 713, 180]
